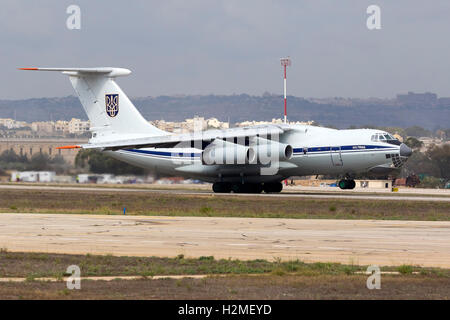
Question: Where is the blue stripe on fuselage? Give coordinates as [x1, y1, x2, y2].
[124, 149, 201, 158]
[122, 144, 396, 159]
[293, 145, 394, 154]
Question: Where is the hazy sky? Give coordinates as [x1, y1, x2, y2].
[1, 0, 450, 99]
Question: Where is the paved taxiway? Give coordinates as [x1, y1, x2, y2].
[0, 184, 449, 202]
[1, 213, 449, 268]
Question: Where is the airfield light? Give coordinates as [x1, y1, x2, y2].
[280, 57, 291, 124]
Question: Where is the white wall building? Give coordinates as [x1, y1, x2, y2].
[68, 118, 90, 134]
[11, 171, 55, 182]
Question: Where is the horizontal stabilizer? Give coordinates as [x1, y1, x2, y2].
[19, 67, 131, 77]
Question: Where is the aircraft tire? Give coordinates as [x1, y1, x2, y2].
[251, 183, 264, 194]
[263, 182, 283, 193]
[338, 179, 356, 190]
[212, 182, 232, 193]
[231, 183, 263, 194]
[348, 179, 356, 189]
[231, 184, 242, 193]
[338, 179, 347, 189]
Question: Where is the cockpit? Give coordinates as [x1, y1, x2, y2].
[370, 132, 402, 145]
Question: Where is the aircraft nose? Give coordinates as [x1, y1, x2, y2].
[400, 143, 412, 157]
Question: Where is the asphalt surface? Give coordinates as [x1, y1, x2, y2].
[1, 213, 449, 268]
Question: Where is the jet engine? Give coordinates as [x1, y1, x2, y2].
[249, 137, 293, 164]
[201, 140, 255, 165]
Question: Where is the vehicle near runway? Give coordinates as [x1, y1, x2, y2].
[20, 67, 412, 193]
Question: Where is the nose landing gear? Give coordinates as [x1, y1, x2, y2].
[338, 179, 355, 190]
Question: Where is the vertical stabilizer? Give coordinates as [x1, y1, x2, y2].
[20, 67, 167, 140]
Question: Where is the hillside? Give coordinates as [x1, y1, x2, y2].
[0, 95, 449, 129]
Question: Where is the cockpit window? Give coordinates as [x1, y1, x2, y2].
[371, 132, 401, 145]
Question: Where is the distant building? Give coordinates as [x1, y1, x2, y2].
[236, 118, 315, 127]
[31, 121, 54, 134]
[0, 118, 28, 129]
[54, 120, 69, 133]
[396, 92, 438, 106]
[207, 118, 229, 129]
[152, 117, 229, 133]
[393, 133, 404, 142]
[68, 118, 90, 134]
[11, 171, 55, 183]
[438, 97, 450, 107]
[29, 118, 90, 136]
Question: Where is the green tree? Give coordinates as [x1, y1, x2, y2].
[419, 176, 444, 188]
[404, 137, 424, 150]
[75, 149, 146, 175]
[0, 149, 28, 163]
[401, 151, 440, 178]
[404, 126, 432, 138]
[426, 144, 450, 180]
[0, 149, 68, 173]
[29, 153, 52, 171]
[444, 129, 450, 141]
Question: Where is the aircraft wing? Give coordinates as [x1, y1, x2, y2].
[78, 124, 292, 150]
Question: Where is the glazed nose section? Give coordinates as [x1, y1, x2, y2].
[400, 143, 412, 157]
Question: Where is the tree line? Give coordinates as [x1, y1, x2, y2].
[0, 149, 68, 174]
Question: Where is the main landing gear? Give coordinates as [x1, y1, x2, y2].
[212, 182, 283, 194]
[338, 179, 355, 190]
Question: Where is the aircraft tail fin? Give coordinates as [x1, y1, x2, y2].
[19, 67, 167, 140]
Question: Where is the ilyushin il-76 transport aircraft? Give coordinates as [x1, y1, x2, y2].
[20, 67, 412, 193]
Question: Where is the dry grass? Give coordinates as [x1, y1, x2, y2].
[0, 251, 367, 278]
[0, 275, 449, 300]
[0, 189, 448, 221]
[0, 251, 448, 279]
[0, 251, 448, 299]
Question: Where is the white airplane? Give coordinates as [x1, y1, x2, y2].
[20, 67, 412, 193]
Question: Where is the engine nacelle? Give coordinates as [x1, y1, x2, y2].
[201, 140, 255, 165]
[249, 137, 293, 164]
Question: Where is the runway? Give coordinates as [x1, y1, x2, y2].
[0, 184, 449, 202]
[1, 213, 449, 268]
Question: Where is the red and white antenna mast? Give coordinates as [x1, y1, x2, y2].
[280, 57, 291, 124]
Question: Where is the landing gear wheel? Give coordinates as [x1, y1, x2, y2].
[231, 183, 263, 194]
[251, 183, 264, 194]
[338, 179, 355, 190]
[348, 179, 356, 189]
[212, 182, 232, 193]
[263, 182, 283, 193]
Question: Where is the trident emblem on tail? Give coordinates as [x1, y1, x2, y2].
[105, 94, 119, 117]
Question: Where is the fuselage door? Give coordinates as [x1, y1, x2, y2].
[330, 146, 343, 166]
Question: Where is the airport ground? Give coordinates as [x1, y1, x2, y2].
[0, 184, 449, 299]
[0, 251, 449, 299]
[0, 184, 449, 220]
